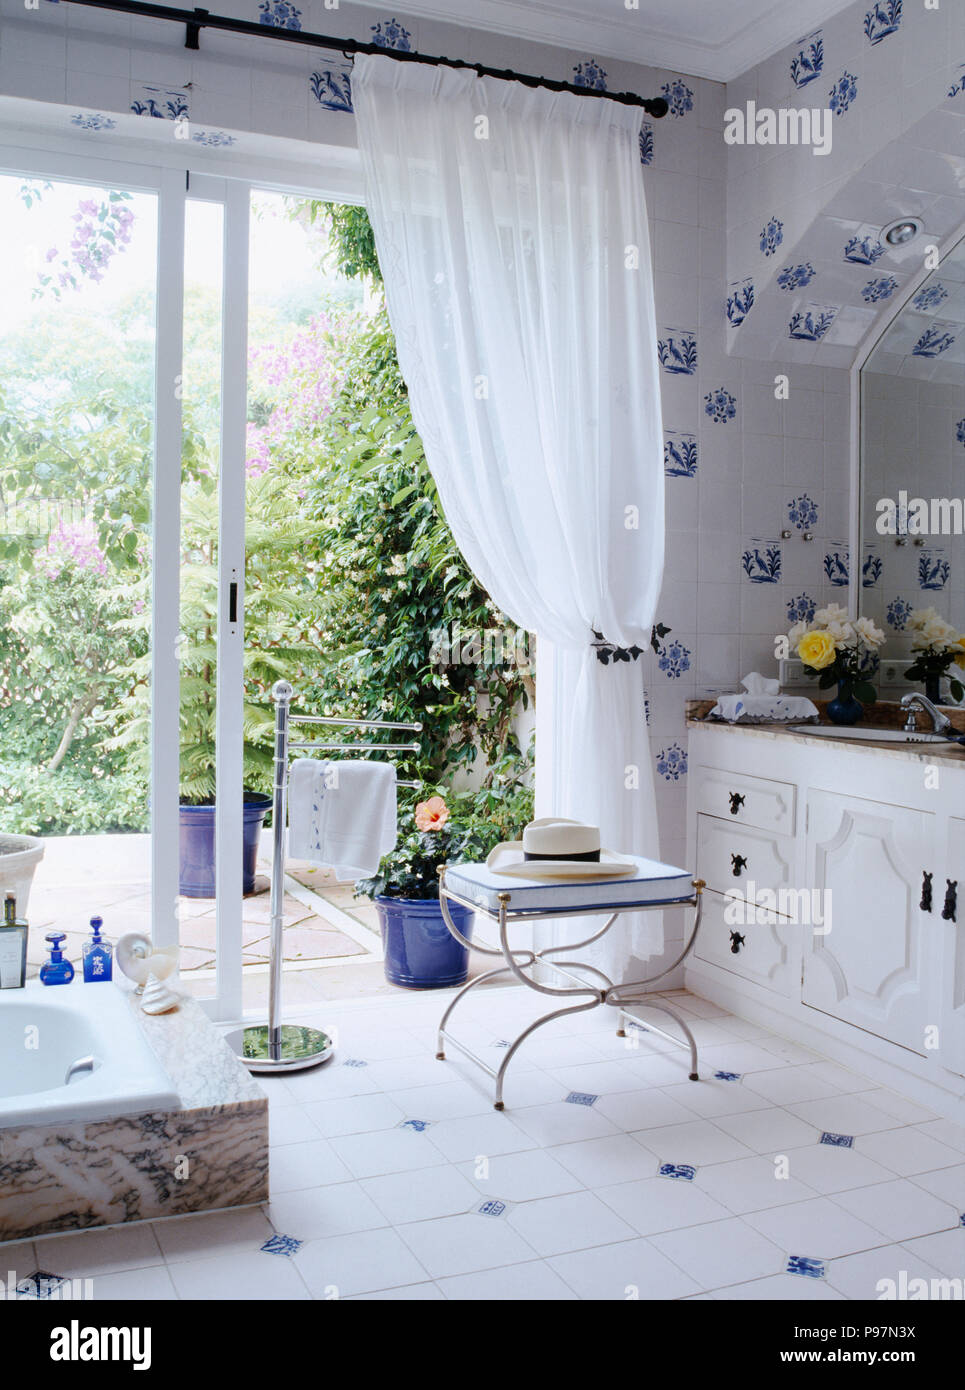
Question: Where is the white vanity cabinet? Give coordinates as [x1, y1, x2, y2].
[686, 724, 965, 1117]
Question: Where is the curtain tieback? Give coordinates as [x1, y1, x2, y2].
[591, 623, 671, 667]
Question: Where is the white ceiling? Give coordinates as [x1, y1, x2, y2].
[396, 0, 857, 82]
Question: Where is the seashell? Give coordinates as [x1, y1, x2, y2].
[116, 933, 180, 988]
[140, 972, 180, 1015]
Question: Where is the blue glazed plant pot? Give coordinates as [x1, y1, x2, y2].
[827, 684, 863, 726]
[178, 795, 272, 898]
[375, 895, 475, 989]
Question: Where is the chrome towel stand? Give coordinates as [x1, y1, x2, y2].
[227, 679, 421, 1074]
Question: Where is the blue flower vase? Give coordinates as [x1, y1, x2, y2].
[827, 683, 863, 726]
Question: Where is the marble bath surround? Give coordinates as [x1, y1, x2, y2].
[0, 991, 267, 1244]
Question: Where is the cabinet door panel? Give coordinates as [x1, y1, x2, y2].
[803, 791, 930, 1055]
[941, 817, 965, 1077]
[696, 814, 794, 907]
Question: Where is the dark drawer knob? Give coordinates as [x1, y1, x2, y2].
[731, 854, 748, 877]
[728, 792, 745, 815]
[921, 871, 933, 913]
[942, 879, 957, 923]
[729, 931, 745, 955]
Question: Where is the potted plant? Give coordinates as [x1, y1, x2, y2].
[903, 608, 965, 705]
[788, 604, 884, 725]
[355, 795, 495, 988]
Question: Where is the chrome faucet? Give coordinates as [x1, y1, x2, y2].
[901, 692, 953, 736]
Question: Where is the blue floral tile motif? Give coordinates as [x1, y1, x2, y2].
[913, 283, 948, 312]
[787, 593, 816, 623]
[15, 1271, 68, 1299]
[788, 494, 818, 530]
[565, 1091, 599, 1107]
[658, 640, 692, 680]
[658, 329, 697, 375]
[661, 78, 694, 117]
[475, 1199, 507, 1217]
[704, 387, 737, 424]
[862, 554, 883, 587]
[742, 545, 782, 583]
[824, 550, 849, 586]
[829, 71, 858, 116]
[638, 124, 654, 165]
[919, 551, 950, 590]
[959, 1213, 965, 1227]
[342, 1057, 368, 1068]
[887, 596, 912, 629]
[777, 262, 816, 291]
[862, 276, 898, 303]
[191, 130, 236, 147]
[398, 1118, 433, 1132]
[659, 1163, 696, 1181]
[656, 743, 687, 781]
[820, 1131, 854, 1148]
[760, 215, 784, 257]
[259, 0, 301, 27]
[261, 1234, 303, 1257]
[956, 418, 965, 447]
[311, 69, 353, 113]
[913, 325, 956, 358]
[790, 31, 824, 88]
[844, 235, 884, 265]
[787, 1255, 826, 1279]
[726, 280, 754, 327]
[370, 18, 412, 50]
[664, 431, 698, 478]
[864, 0, 902, 44]
[573, 60, 607, 90]
[70, 112, 116, 131]
[131, 86, 189, 119]
[714, 1070, 741, 1082]
[789, 307, 836, 341]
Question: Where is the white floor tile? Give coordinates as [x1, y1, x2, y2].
[660, 1077, 772, 1118]
[859, 1089, 938, 1125]
[89, 1265, 178, 1301]
[710, 1273, 845, 1300]
[741, 1065, 847, 1105]
[151, 1207, 274, 1264]
[506, 1100, 620, 1147]
[548, 1238, 701, 1300]
[546, 1059, 667, 1098]
[593, 1087, 703, 1132]
[279, 1062, 378, 1102]
[30, 1223, 163, 1277]
[832, 1179, 962, 1243]
[437, 1260, 579, 1300]
[390, 1079, 493, 1122]
[802, 1061, 874, 1094]
[858, 1127, 965, 1177]
[634, 1117, 755, 1166]
[550, 1134, 659, 1188]
[329, 1127, 448, 1180]
[826, 1242, 948, 1299]
[302, 1093, 406, 1138]
[396, 1211, 537, 1279]
[295, 1228, 429, 1297]
[651, 1216, 784, 1289]
[362, 1166, 482, 1224]
[745, 1196, 891, 1259]
[786, 1093, 907, 1137]
[597, 1175, 731, 1236]
[269, 1104, 323, 1147]
[697, 1153, 818, 1214]
[713, 1107, 821, 1152]
[267, 1182, 388, 1240]
[348, 1281, 445, 1300]
[912, 1119, 965, 1153]
[366, 1055, 481, 1091]
[268, 1138, 354, 1193]
[168, 1248, 310, 1300]
[779, 1142, 897, 1195]
[460, 1147, 582, 1202]
[426, 1111, 537, 1163]
[700, 1042, 794, 1073]
[900, 1228, 965, 1278]
[506, 1190, 637, 1256]
[910, 1162, 965, 1209]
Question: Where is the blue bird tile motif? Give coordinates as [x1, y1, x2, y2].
[714, 1070, 741, 1082]
[864, 0, 902, 44]
[661, 78, 694, 117]
[664, 431, 698, 478]
[565, 1091, 599, 1107]
[70, 112, 116, 131]
[659, 1163, 696, 1180]
[760, 215, 784, 257]
[742, 545, 782, 584]
[787, 593, 816, 623]
[704, 387, 737, 424]
[956, 418, 965, 447]
[913, 325, 956, 358]
[259, 0, 301, 27]
[862, 276, 898, 303]
[657, 329, 697, 375]
[398, 1118, 433, 1131]
[130, 87, 189, 119]
[15, 1271, 68, 1299]
[919, 551, 950, 591]
[311, 69, 353, 113]
[370, 18, 412, 49]
[573, 60, 607, 90]
[726, 280, 755, 327]
[788, 494, 818, 530]
[638, 124, 654, 165]
[790, 31, 823, 88]
[658, 640, 692, 680]
[656, 743, 687, 781]
[788, 307, 836, 341]
[342, 1057, 368, 1068]
[887, 597, 912, 629]
[844, 235, 884, 265]
[862, 554, 883, 587]
[261, 1234, 304, 1257]
[829, 71, 858, 116]
[820, 1131, 854, 1148]
[787, 1255, 827, 1278]
[824, 550, 850, 586]
[913, 283, 948, 312]
[777, 262, 816, 291]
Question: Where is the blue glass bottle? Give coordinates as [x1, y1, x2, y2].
[40, 933, 75, 986]
[82, 916, 113, 983]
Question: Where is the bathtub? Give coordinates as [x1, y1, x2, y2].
[0, 981, 180, 1128]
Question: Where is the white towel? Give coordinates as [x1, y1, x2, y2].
[287, 759, 398, 879]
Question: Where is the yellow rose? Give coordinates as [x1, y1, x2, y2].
[798, 630, 837, 670]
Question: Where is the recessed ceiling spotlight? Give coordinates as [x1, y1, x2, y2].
[882, 216, 924, 246]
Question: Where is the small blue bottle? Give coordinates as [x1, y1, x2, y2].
[82, 916, 113, 983]
[40, 933, 75, 986]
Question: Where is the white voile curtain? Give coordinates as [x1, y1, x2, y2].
[352, 56, 666, 974]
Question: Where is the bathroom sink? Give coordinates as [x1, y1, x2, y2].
[785, 724, 949, 744]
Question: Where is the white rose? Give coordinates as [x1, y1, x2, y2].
[854, 616, 885, 649]
[814, 603, 848, 628]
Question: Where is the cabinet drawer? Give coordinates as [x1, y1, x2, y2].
[693, 765, 796, 834]
[693, 888, 794, 994]
[696, 815, 795, 911]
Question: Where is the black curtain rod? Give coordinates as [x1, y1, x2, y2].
[59, 0, 669, 116]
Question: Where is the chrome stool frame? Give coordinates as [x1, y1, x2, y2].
[435, 867, 706, 1109]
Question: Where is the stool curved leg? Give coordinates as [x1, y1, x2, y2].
[494, 995, 600, 1110]
[435, 961, 533, 1059]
